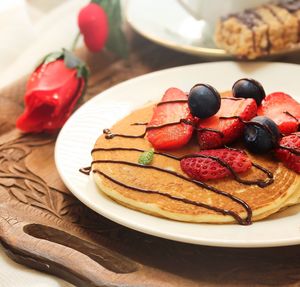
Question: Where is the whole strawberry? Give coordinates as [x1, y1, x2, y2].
[180, 149, 252, 181]
[275, 132, 300, 173]
[78, 3, 108, 52]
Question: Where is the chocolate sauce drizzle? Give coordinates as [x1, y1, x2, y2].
[279, 0, 300, 42]
[94, 167, 247, 224]
[284, 111, 299, 124]
[221, 97, 244, 101]
[156, 99, 188, 106]
[89, 146, 275, 225]
[278, 132, 300, 156]
[126, 98, 244, 135]
[278, 144, 300, 155]
[103, 119, 224, 140]
[237, 10, 259, 52]
[223, 0, 300, 55]
[221, 115, 300, 156]
[131, 122, 148, 126]
[220, 115, 280, 145]
[86, 97, 281, 225]
[79, 166, 92, 175]
[92, 147, 273, 188]
[226, 7, 273, 54]
[279, 0, 300, 12]
[90, 157, 251, 225]
[265, 5, 284, 25]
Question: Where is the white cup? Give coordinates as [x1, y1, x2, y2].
[178, 0, 271, 27]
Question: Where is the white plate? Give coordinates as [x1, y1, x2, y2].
[55, 61, 300, 248]
[126, 0, 226, 57]
[126, 0, 300, 58]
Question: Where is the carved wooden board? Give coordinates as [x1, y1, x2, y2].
[2, 33, 300, 287]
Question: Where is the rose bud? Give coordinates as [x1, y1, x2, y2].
[16, 49, 88, 133]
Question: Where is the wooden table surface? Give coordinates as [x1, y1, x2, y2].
[2, 30, 300, 287]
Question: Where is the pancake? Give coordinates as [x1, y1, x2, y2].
[91, 103, 300, 225]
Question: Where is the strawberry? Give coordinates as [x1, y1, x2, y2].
[275, 132, 300, 173]
[78, 3, 108, 52]
[257, 92, 300, 134]
[147, 87, 194, 150]
[197, 98, 257, 149]
[180, 148, 252, 181]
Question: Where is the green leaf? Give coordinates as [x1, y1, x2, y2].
[92, 0, 128, 58]
[77, 64, 89, 82]
[43, 51, 64, 64]
[36, 51, 63, 67]
[138, 149, 154, 165]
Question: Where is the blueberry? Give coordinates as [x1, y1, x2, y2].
[232, 78, 266, 105]
[243, 116, 280, 153]
[188, 84, 221, 119]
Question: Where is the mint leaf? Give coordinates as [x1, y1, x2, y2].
[92, 0, 128, 58]
[138, 149, 154, 165]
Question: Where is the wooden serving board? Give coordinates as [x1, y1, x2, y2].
[2, 33, 300, 287]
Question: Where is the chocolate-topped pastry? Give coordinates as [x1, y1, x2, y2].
[215, 0, 300, 58]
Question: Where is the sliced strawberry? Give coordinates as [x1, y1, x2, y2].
[275, 132, 300, 173]
[197, 98, 257, 149]
[180, 148, 252, 181]
[147, 87, 194, 150]
[257, 92, 300, 134]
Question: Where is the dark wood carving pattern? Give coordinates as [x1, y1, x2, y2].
[1, 32, 300, 286]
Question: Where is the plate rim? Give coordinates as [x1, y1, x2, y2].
[55, 61, 300, 248]
[126, 0, 300, 58]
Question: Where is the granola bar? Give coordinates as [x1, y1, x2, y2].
[215, 0, 300, 59]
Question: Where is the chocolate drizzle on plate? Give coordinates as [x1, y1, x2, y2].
[79, 166, 92, 175]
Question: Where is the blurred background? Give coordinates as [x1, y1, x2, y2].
[0, 0, 89, 90]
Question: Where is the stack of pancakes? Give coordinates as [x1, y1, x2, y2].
[92, 104, 300, 224]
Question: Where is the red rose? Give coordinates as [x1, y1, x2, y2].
[16, 50, 88, 133]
